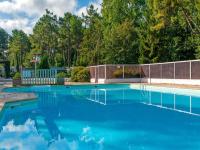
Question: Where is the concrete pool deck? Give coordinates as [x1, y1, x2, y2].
[0, 86, 37, 111]
[140, 83, 200, 90]
[130, 83, 200, 97]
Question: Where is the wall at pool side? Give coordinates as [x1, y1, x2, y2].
[90, 78, 200, 85]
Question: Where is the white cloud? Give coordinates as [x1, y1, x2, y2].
[0, 0, 77, 34]
[0, 0, 77, 17]
[76, 6, 87, 17]
[76, 0, 102, 17]
[0, 18, 33, 34]
[0, 0, 103, 34]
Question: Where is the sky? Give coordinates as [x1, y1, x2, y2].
[0, 0, 102, 34]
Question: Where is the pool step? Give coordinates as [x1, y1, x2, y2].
[35, 116, 52, 140]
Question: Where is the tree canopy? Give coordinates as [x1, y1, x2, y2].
[0, 0, 199, 70]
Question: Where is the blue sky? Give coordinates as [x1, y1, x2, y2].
[0, 0, 102, 34]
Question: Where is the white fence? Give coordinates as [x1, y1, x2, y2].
[22, 69, 58, 85]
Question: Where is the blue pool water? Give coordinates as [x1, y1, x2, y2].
[1, 84, 200, 150]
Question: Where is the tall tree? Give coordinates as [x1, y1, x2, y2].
[0, 28, 9, 60]
[8, 30, 31, 71]
[138, 0, 200, 63]
[30, 9, 58, 66]
[58, 13, 83, 67]
[77, 5, 104, 66]
[102, 0, 139, 64]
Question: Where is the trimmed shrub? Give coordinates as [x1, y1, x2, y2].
[13, 72, 21, 80]
[71, 67, 90, 82]
[13, 72, 21, 86]
[56, 72, 67, 78]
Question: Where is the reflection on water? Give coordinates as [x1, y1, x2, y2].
[75, 87, 200, 116]
[0, 119, 79, 150]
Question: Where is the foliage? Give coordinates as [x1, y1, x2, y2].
[8, 30, 31, 71]
[71, 67, 90, 82]
[56, 72, 67, 78]
[0, 0, 199, 73]
[38, 55, 49, 69]
[0, 28, 9, 60]
[113, 68, 141, 78]
[76, 5, 104, 66]
[58, 13, 83, 67]
[30, 9, 58, 66]
[13, 72, 21, 80]
[55, 53, 64, 67]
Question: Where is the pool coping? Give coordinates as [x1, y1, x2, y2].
[130, 84, 200, 97]
[0, 86, 37, 111]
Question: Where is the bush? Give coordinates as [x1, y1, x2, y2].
[113, 68, 141, 78]
[113, 69, 123, 78]
[71, 67, 90, 82]
[56, 72, 67, 78]
[13, 72, 21, 80]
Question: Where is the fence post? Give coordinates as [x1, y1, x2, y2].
[149, 64, 151, 84]
[98, 66, 99, 83]
[161, 64, 162, 79]
[104, 65, 107, 82]
[122, 65, 125, 79]
[95, 67, 97, 83]
[190, 61, 192, 80]
[174, 62, 176, 79]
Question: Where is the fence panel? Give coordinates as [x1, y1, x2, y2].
[150, 64, 162, 78]
[162, 63, 174, 79]
[124, 65, 141, 78]
[175, 62, 190, 79]
[106, 65, 124, 79]
[98, 66, 105, 79]
[89, 67, 96, 79]
[191, 61, 200, 79]
[141, 65, 149, 78]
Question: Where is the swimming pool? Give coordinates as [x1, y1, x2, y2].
[1, 84, 200, 150]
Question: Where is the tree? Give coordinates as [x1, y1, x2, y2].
[58, 13, 83, 67]
[30, 9, 58, 66]
[0, 28, 9, 60]
[104, 20, 138, 64]
[8, 29, 31, 71]
[4, 0, 200, 70]
[102, 0, 139, 64]
[77, 5, 104, 66]
[138, 0, 199, 63]
[38, 55, 49, 69]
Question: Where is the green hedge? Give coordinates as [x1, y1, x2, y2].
[13, 72, 21, 80]
[56, 72, 67, 78]
[71, 67, 90, 82]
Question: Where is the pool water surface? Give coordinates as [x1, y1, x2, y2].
[0, 84, 200, 150]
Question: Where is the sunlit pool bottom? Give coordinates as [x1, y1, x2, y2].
[1, 84, 200, 150]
